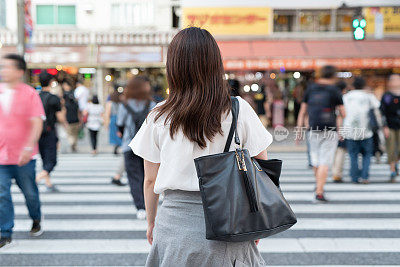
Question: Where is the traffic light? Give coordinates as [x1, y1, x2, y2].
[352, 17, 366, 40]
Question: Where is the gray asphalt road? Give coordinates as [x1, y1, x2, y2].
[1, 151, 400, 266]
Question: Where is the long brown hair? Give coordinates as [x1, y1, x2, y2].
[125, 76, 151, 100]
[155, 27, 231, 148]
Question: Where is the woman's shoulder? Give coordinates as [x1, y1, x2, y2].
[147, 101, 168, 126]
[236, 96, 255, 114]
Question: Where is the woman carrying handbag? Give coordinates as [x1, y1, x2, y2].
[130, 27, 295, 267]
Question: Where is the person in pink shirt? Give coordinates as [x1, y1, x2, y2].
[0, 54, 45, 248]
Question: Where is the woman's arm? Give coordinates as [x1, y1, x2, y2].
[254, 149, 268, 161]
[144, 160, 160, 245]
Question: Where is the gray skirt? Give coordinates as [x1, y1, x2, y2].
[145, 190, 266, 267]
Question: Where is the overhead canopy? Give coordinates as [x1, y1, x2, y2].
[218, 40, 400, 70]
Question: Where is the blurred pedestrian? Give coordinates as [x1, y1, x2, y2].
[332, 80, 349, 183]
[381, 74, 400, 182]
[343, 77, 379, 184]
[62, 80, 81, 152]
[297, 65, 346, 202]
[0, 54, 45, 247]
[74, 78, 90, 112]
[228, 78, 240, 97]
[153, 84, 165, 103]
[272, 89, 285, 128]
[36, 72, 68, 192]
[83, 95, 104, 155]
[293, 82, 306, 122]
[130, 27, 271, 266]
[104, 90, 126, 186]
[104, 91, 122, 155]
[110, 158, 126, 186]
[117, 76, 155, 220]
[254, 85, 269, 127]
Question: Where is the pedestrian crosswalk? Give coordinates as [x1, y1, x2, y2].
[2, 152, 400, 266]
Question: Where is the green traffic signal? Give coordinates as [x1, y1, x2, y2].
[354, 27, 365, 40]
[352, 19, 359, 28]
[352, 17, 366, 40]
[360, 19, 366, 28]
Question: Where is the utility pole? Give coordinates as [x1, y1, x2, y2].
[17, 0, 25, 56]
[17, 0, 27, 82]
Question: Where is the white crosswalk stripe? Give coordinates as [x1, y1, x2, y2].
[2, 152, 400, 266]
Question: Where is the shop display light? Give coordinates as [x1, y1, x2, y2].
[79, 68, 96, 74]
[293, 72, 301, 79]
[131, 68, 139, 75]
[243, 85, 250, 92]
[255, 72, 263, 80]
[47, 69, 58, 75]
[245, 73, 255, 80]
[224, 74, 229, 80]
[337, 72, 353, 78]
[117, 87, 124, 93]
[270, 73, 276, 79]
[0, 41, 2, 49]
[251, 84, 259, 92]
[105, 75, 112, 82]
[56, 65, 63, 71]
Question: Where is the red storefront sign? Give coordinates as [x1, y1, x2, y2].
[223, 58, 400, 71]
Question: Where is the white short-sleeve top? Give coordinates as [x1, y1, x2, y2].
[129, 97, 273, 194]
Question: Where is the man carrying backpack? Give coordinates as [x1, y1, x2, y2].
[62, 80, 81, 152]
[297, 65, 346, 202]
[36, 72, 68, 192]
[116, 76, 156, 220]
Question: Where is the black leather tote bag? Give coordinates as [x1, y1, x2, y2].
[194, 97, 297, 242]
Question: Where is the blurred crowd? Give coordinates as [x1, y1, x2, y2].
[294, 65, 400, 202]
[1, 52, 400, 248]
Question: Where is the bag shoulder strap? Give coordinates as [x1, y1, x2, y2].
[224, 97, 240, 152]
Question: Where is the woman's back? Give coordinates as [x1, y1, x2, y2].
[129, 27, 272, 267]
[130, 96, 272, 194]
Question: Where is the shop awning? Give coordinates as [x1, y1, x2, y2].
[218, 40, 400, 70]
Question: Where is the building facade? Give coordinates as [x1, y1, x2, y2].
[0, 0, 399, 103]
[0, 0, 180, 100]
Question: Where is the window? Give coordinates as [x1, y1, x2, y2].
[299, 11, 331, 32]
[111, 1, 154, 27]
[273, 11, 296, 32]
[36, 5, 76, 25]
[0, 0, 6, 28]
[336, 11, 353, 32]
[58, 6, 76, 25]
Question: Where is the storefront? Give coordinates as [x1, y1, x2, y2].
[217, 39, 400, 125]
[0, 44, 168, 103]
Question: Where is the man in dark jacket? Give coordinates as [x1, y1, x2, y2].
[36, 72, 68, 192]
